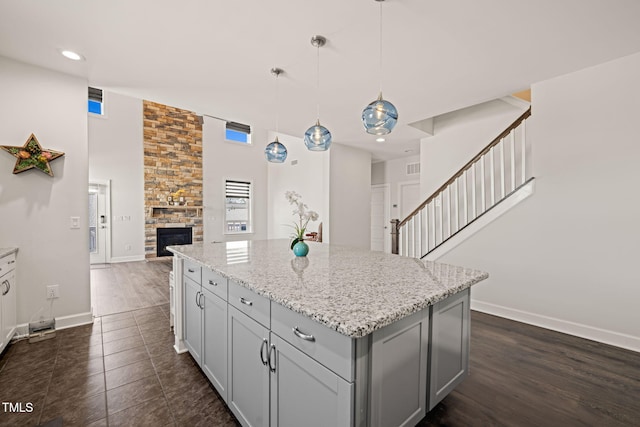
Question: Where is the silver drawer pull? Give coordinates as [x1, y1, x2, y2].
[293, 327, 315, 342]
[240, 297, 253, 306]
[8, 260, 15, 264]
[188, 268, 196, 273]
[208, 280, 218, 286]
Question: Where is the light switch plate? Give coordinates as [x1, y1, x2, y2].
[70, 216, 80, 229]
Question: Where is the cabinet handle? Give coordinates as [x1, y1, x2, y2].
[8, 260, 15, 264]
[195, 291, 201, 308]
[199, 292, 204, 309]
[1, 280, 8, 296]
[239, 297, 253, 307]
[208, 279, 217, 286]
[268, 344, 276, 373]
[259, 339, 268, 366]
[188, 268, 196, 273]
[293, 327, 315, 342]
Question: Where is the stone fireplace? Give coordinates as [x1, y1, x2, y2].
[143, 101, 203, 258]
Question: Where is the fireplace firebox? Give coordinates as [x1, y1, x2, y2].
[157, 227, 192, 257]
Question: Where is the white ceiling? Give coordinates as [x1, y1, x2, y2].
[2, 0, 640, 161]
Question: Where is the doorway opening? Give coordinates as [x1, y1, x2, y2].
[89, 180, 112, 266]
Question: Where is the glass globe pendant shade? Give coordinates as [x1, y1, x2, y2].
[265, 137, 287, 163]
[362, 93, 398, 135]
[304, 120, 332, 151]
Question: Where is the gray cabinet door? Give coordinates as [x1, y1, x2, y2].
[202, 287, 228, 401]
[370, 309, 429, 427]
[270, 333, 353, 427]
[183, 276, 202, 364]
[428, 288, 470, 410]
[227, 306, 270, 427]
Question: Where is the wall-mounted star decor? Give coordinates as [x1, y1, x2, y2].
[1, 133, 64, 176]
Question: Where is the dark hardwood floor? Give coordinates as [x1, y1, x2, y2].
[90, 259, 172, 317]
[419, 311, 640, 426]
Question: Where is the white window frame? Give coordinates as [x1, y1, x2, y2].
[223, 179, 253, 235]
[225, 121, 252, 145]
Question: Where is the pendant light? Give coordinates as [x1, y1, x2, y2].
[265, 67, 288, 163]
[304, 35, 332, 151]
[362, 0, 398, 135]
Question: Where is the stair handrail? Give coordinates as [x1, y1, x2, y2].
[392, 107, 531, 254]
[398, 107, 530, 228]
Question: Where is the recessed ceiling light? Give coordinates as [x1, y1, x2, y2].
[60, 50, 84, 61]
[376, 137, 385, 143]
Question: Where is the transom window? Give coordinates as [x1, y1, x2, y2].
[225, 121, 251, 144]
[88, 87, 104, 115]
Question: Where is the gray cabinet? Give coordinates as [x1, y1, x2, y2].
[370, 309, 429, 427]
[183, 276, 202, 363]
[202, 288, 228, 399]
[427, 288, 470, 410]
[183, 263, 228, 400]
[227, 305, 270, 427]
[269, 333, 353, 427]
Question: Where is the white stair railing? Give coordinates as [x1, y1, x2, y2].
[392, 108, 532, 257]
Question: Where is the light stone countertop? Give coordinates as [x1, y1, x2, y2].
[168, 240, 488, 338]
[0, 247, 18, 259]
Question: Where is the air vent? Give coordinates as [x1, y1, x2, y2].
[406, 162, 420, 175]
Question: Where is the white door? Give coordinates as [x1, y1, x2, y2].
[371, 185, 390, 253]
[399, 181, 420, 220]
[89, 181, 111, 264]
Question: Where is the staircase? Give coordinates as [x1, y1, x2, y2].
[392, 107, 533, 258]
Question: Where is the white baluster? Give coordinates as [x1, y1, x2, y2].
[500, 139, 506, 198]
[462, 172, 468, 227]
[521, 119, 527, 184]
[490, 146, 496, 206]
[510, 129, 516, 192]
[480, 155, 486, 213]
[454, 178, 459, 233]
[471, 164, 477, 220]
[446, 186, 451, 239]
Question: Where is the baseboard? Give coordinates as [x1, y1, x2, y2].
[15, 311, 94, 337]
[470, 299, 640, 353]
[109, 255, 146, 263]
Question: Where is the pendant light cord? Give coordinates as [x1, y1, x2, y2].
[316, 43, 321, 120]
[379, 1, 383, 94]
[275, 72, 280, 134]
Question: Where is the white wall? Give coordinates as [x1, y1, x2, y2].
[266, 132, 329, 241]
[0, 56, 91, 328]
[88, 92, 145, 262]
[439, 52, 640, 351]
[372, 154, 420, 221]
[329, 143, 372, 248]
[202, 116, 268, 243]
[420, 99, 526, 199]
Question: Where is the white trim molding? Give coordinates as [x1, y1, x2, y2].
[471, 299, 640, 353]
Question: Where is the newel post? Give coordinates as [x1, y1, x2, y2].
[391, 219, 400, 255]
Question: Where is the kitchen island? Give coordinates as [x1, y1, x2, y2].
[169, 240, 488, 427]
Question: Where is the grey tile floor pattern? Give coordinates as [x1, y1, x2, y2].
[0, 304, 239, 426]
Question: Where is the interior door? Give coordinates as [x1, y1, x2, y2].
[89, 182, 110, 264]
[371, 185, 390, 253]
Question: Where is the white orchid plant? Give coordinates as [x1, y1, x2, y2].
[285, 190, 319, 249]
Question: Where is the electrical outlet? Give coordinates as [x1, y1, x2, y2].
[46, 285, 60, 299]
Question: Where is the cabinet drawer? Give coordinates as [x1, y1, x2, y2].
[0, 253, 16, 275]
[202, 268, 228, 301]
[183, 259, 202, 284]
[228, 280, 270, 328]
[271, 302, 354, 381]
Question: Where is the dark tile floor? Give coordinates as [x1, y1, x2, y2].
[0, 304, 239, 427]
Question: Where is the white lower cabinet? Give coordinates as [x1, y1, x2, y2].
[0, 252, 17, 354]
[227, 305, 270, 427]
[270, 333, 353, 427]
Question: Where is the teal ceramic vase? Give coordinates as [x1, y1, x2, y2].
[292, 241, 309, 257]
